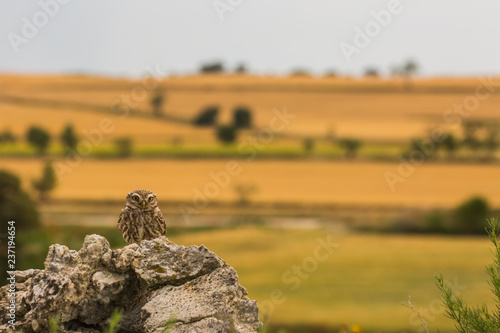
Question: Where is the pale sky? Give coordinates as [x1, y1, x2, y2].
[1, 0, 499, 78]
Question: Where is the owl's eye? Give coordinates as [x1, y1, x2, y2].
[132, 195, 140, 201]
[148, 197, 154, 202]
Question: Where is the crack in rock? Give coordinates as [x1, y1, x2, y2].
[0, 234, 260, 333]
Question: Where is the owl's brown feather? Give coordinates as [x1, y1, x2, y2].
[117, 189, 167, 244]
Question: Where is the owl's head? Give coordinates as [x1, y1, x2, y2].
[126, 189, 158, 210]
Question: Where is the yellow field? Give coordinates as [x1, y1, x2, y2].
[3, 158, 500, 208]
[169, 227, 495, 331]
[2, 74, 500, 145]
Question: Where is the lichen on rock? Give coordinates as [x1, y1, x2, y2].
[0, 235, 260, 333]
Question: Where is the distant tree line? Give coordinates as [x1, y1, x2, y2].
[408, 120, 499, 161]
[192, 105, 253, 144]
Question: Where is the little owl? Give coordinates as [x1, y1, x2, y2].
[117, 189, 167, 244]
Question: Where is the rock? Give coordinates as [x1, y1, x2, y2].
[0, 235, 260, 333]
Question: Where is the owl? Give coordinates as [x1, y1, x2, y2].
[117, 189, 167, 244]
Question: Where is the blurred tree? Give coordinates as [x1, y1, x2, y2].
[401, 59, 418, 91]
[234, 183, 258, 206]
[32, 161, 57, 201]
[453, 196, 490, 234]
[441, 133, 458, 159]
[60, 124, 78, 154]
[422, 210, 447, 233]
[26, 126, 51, 155]
[193, 106, 219, 126]
[303, 137, 314, 154]
[338, 138, 362, 159]
[234, 63, 247, 74]
[233, 106, 252, 129]
[0, 170, 39, 229]
[462, 121, 482, 150]
[200, 61, 225, 74]
[410, 138, 427, 156]
[114, 137, 133, 158]
[0, 129, 16, 144]
[290, 68, 311, 77]
[401, 60, 418, 78]
[150, 89, 165, 117]
[484, 124, 499, 159]
[0, 170, 40, 282]
[324, 69, 337, 78]
[216, 125, 237, 144]
[364, 67, 379, 78]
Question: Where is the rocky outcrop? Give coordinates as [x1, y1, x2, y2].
[0, 235, 260, 333]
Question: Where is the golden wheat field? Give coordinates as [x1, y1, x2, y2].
[2, 74, 500, 144]
[2, 158, 500, 208]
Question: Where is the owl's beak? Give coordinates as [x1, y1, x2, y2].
[142, 201, 146, 208]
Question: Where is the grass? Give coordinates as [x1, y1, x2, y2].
[14, 224, 495, 332]
[170, 227, 494, 332]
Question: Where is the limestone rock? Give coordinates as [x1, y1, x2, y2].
[0, 235, 260, 333]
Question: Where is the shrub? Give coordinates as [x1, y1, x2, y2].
[436, 218, 500, 332]
[234, 183, 258, 205]
[234, 63, 247, 74]
[289, 68, 311, 77]
[114, 137, 133, 158]
[0, 129, 16, 144]
[338, 138, 362, 159]
[60, 124, 78, 154]
[453, 196, 490, 234]
[32, 161, 57, 201]
[364, 67, 379, 77]
[26, 125, 51, 155]
[441, 133, 458, 158]
[0, 170, 40, 282]
[193, 106, 219, 126]
[216, 125, 237, 144]
[200, 62, 225, 74]
[233, 106, 252, 128]
[0, 170, 39, 230]
[303, 138, 314, 154]
[150, 90, 165, 117]
[422, 210, 447, 233]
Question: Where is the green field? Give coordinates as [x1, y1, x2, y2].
[16, 225, 495, 332]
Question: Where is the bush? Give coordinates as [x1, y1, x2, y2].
[289, 68, 311, 77]
[436, 218, 500, 332]
[0, 170, 39, 230]
[193, 106, 219, 126]
[234, 63, 247, 74]
[338, 138, 362, 159]
[453, 196, 490, 234]
[364, 67, 379, 77]
[200, 62, 224, 74]
[150, 90, 165, 117]
[422, 210, 447, 233]
[32, 161, 57, 201]
[0, 170, 40, 282]
[0, 129, 16, 144]
[303, 138, 314, 154]
[60, 124, 78, 154]
[26, 126, 51, 155]
[114, 137, 133, 158]
[441, 133, 458, 158]
[233, 106, 252, 128]
[216, 125, 237, 144]
[234, 183, 258, 205]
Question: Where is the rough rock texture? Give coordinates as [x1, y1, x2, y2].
[0, 235, 260, 333]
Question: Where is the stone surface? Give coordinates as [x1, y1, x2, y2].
[0, 235, 260, 333]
